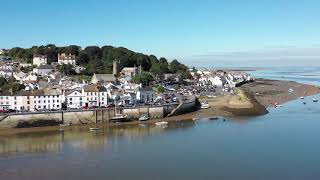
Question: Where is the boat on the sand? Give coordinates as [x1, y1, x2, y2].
[139, 115, 149, 121]
[201, 102, 210, 109]
[111, 114, 128, 122]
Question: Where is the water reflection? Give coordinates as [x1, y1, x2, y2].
[0, 120, 196, 156]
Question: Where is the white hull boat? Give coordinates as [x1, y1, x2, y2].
[89, 127, 101, 131]
[139, 115, 149, 121]
[155, 121, 168, 126]
[200, 102, 210, 109]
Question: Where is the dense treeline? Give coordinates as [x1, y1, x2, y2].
[6, 44, 190, 79]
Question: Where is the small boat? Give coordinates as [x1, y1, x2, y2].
[303, 102, 307, 105]
[139, 115, 149, 121]
[89, 127, 101, 131]
[155, 121, 168, 126]
[300, 96, 304, 99]
[209, 117, 219, 120]
[201, 102, 210, 109]
[111, 114, 128, 122]
[313, 99, 318, 102]
[275, 104, 283, 108]
[192, 117, 199, 121]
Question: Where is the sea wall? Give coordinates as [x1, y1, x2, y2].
[0, 99, 197, 128]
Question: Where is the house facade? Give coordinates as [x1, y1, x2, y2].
[136, 87, 154, 103]
[65, 90, 84, 108]
[58, 53, 76, 65]
[33, 55, 47, 66]
[82, 85, 108, 107]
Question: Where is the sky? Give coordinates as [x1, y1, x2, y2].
[1, 0, 320, 67]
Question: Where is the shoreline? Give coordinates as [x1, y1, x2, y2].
[0, 78, 319, 134]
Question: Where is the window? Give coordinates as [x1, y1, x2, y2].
[38, 100, 40, 103]
[14, 102, 17, 105]
[57, 100, 59, 103]
[14, 97, 17, 100]
[38, 96, 40, 98]
[102, 97, 104, 100]
[102, 93, 104, 96]
[53, 100, 55, 103]
[70, 102, 73, 105]
[44, 105, 46, 109]
[38, 105, 41, 108]
[57, 105, 60, 108]
[27, 96, 30, 100]
[44, 100, 46, 103]
[69, 98, 73, 101]
[48, 100, 50, 103]
[34, 100, 36, 103]
[34, 96, 36, 99]
[27, 101, 30, 104]
[80, 97, 82, 100]
[0, 97, 3, 100]
[6, 97, 8, 99]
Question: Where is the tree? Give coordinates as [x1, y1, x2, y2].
[0, 77, 8, 87]
[157, 86, 165, 93]
[169, 59, 180, 73]
[57, 64, 77, 76]
[133, 72, 154, 86]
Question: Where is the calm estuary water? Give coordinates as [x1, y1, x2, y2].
[1, 67, 320, 180]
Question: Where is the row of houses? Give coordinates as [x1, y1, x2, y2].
[0, 82, 155, 112]
[33, 53, 77, 66]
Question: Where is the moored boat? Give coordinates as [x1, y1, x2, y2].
[313, 99, 318, 102]
[139, 115, 149, 121]
[209, 117, 219, 120]
[89, 127, 101, 131]
[111, 114, 128, 122]
[155, 121, 168, 126]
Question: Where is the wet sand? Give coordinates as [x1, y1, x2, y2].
[241, 78, 320, 107]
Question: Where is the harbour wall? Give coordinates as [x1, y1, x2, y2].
[0, 98, 197, 128]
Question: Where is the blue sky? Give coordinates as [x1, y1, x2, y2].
[1, 0, 320, 66]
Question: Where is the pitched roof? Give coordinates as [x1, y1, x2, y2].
[94, 74, 116, 82]
[83, 84, 107, 92]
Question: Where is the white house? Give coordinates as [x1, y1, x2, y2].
[0, 69, 13, 78]
[135, 87, 154, 103]
[58, 53, 76, 65]
[33, 55, 47, 66]
[32, 89, 62, 111]
[33, 64, 54, 76]
[208, 76, 224, 86]
[0, 91, 11, 110]
[65, 90, 84, 108]
[82, 85, 108, 107]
